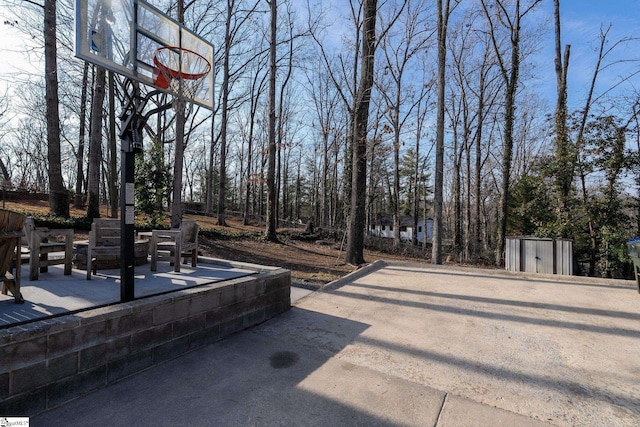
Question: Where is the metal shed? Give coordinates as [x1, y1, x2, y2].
[506, 237, 573, 275]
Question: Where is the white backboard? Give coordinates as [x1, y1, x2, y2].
[75, 0, 214, 109]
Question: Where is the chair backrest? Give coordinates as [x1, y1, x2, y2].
[180, 220, 199, 243]
[0, 209, 25, 276]
[23, 217, 35, 246]
[90, 218, 121, 247]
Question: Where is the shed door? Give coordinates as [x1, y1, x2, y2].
[536, 240, 554, 274]
[523, 239, 554, 274]
[523, 240, 537, 273]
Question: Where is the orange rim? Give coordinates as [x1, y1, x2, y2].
[153, 46, 211, 81]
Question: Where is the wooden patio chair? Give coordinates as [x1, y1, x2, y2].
[24, 217, 74, 281]
[150, 220, 200, 273]
[0, 209, 25, 304]
[86, 218, 121, 280]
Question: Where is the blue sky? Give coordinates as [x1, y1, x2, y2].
[537, 0, 640, 111]
[1, 0, 638, 114]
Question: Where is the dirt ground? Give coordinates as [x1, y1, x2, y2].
[1, 200, 425, 288]
[192, 214, 425, 288]
[198, 234, 420, 288]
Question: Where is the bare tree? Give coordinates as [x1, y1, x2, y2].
[346, 0, 378, 265]
[552, 0, 572, 237]
[480, 0, 542, 266]
[242, 49, 268, 225]
[216, 0, 263, 226]
[170, 0, 189, 228]
[217, 0, 235, 227]
[275, 4, 296, 225]
[470, 29, 501, 258]
[432, 0, 459, 264]
[377, 0, 432, 249]
[265, 0, 278, 240]
[86, 65, 105, 220]
[305, 62, 342, 228]
[74, 63, 89, 208]
[572, 26, 639, 275]
[45, 0, 68, 216]
[447, 17, 475, 257]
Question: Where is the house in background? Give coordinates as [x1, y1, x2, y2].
[369, 215, 433, 244]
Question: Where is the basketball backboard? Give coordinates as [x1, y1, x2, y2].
[75, 0, 214, 109]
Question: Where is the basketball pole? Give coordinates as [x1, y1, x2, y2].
[119, 81, 142, 302]
[120, 141, 136, 302]
[118, 80, 173, 303]
[118, 80, 144, 303]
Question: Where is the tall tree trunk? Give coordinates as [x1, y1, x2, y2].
[243, 63, 266, 225]
[412, 121, 420, 247]
[171, 101, 186, 228]
[217, 0, 232, 227]
[108, 71, 118, 218]
[170, 0, 187, 228]
[423, 171, 429, 251]
[553, 0, 572, 237]
[432, 0, 451, 264]
[45, 0, 69, 217]
[75, 62, 89, 209]
[496, 60, 518, 267]
[481, 0, 541, 266]
[265, 0, 278, 241]
[464, 131, 471, 261]
[393, 105, 401, 249]
[474, 70, 485, 256]
[206, 111, 216, 216]
[346, 0, 377, 265]
[321, 131, 329, 227]
[453, 122, 462, 253]
[275, 26, 294, 227]
[243, 105, 256, 225]
[87, 66, 106, 220]
[633, 105, 640, 237]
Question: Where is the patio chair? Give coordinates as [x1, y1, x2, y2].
[24, 217, 74, 281]
[150, 220, 200, 273]
[0, 209, 25, 303]
[86, 218, 121, 280]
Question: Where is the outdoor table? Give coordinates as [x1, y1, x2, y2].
[74, 238, 150, 270]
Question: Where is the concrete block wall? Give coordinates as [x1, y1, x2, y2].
[0, 267, 290, 416]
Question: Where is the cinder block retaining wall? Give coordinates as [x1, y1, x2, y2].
[0, 264, 290, 416]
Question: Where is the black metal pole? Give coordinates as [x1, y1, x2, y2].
[120, 135, 136, 302]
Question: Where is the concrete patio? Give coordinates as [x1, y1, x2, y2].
[0, 255, 293, 415]
[0, 257, 259, 327]
[25, 260, 640, 426]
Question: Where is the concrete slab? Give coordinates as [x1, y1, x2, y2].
[304, 261, 640, 426]
[290, 285, 313, 303]
[32, 330, 447, 426]
[437, 395, 551, 427]
[26, 260, 640, 426]
[0, 258, 256, 326]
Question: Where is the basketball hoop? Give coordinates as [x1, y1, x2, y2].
[153, 46, 211, 100]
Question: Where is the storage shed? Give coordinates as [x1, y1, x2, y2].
[506, 237, 573, 275]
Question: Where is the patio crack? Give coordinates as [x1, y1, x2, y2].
[434, 392, 448, 426]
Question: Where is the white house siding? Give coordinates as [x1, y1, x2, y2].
[370, 218, 433, 244]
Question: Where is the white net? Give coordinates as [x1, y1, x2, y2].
[153, 47, 211, 100]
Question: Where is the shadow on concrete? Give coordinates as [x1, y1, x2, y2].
[356, 334, 640, 412]
[330, 285, 640, 338]
[349, 282, 640, 321]
[32, 308, 445, 426]
[383, 264, 634, 290]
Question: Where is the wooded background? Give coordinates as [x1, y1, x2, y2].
[0, 0, 638, 277]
